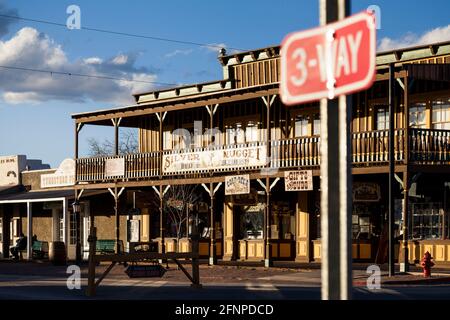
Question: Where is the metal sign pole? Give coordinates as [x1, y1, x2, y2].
[388, 63, 395, 277]
[319, 0, 352, 300]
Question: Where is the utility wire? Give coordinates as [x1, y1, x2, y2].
[0, 13, 245, 52]
[0, 64, 177, 86]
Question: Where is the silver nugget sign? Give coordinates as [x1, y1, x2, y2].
[284, 170, 313, 191]
[162, 145, 266, 174]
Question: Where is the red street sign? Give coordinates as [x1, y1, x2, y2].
[280, 11, 376, 105]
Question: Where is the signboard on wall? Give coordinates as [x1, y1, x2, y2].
[105, 158, 125, 178]
[353, 182, 380, 202]
[284, 170, 313, 191]
[162, 145, 266, 174]
[0, 155, 26, 186]
[41, 158, 75, 188]
[225, 174, 250, 195]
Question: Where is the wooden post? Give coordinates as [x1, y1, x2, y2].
[209, 182, 217, 265]
[265, 177, 272, 267]
[401, 172, 410, 272]
[160, 184, 165, 254]
[26, 201, 32, 260]
[265, 95, 272, 268]
[86, 227, 97, 297]
[114, 188, 120, 254]
[191, 222, 202, 288]
[114, 118, 119, 156]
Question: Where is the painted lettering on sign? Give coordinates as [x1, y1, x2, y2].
[163, 146, 266, 174]
[284, 170, 313, 191]
[225, 174, 250, 195]
[280, 11, 376, 105]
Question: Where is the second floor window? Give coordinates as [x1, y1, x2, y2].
[295, 115, 309, 137]
[432, 99, 450, 130]
[313, 114, 321, 135]
[376, 106, 389, 130]
[409, 103, 427, 128]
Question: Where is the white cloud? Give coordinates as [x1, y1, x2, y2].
[3, 91, 40, 104]
[164, 49, 194, 58]
[0, 27, 159, 105]
[83, 57, 103, 65]
[378, 24, 450, 52]
[112, 54, 128, 65]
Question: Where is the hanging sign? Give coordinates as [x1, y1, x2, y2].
[162, 145, 266, 174]
[225, 174, 250, 195]
[105, 158, 125, 178]
[284, 170, 313, 191]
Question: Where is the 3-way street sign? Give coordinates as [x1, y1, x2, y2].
[280, 11, 376, 105]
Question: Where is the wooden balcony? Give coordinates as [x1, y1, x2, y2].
[76, 128, 450, 183]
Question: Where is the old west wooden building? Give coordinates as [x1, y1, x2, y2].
[61, 40, 450, 266]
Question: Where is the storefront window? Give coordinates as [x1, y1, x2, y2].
[375, 106, 389, 130]
[245, 121, 259, 142]
[163, 130, 173, 150]
[239, 205, 264, 239]
[410, 202, 446, 240]
[432, 98, 450, 130]
[409, 103, 427, 128]
[271, 202, 294, 240]
[69, 211, 77, 245]
[59, 214, 64, 242]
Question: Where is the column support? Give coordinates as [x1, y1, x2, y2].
[26, 201, 32, 260]
[209, 182, 217, 265]
[264, 177, 272, 267]
[160, 184, 166, 254]
[400, 171, 410, 272]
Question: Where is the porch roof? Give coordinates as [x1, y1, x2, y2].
[0, 189, 106, 204]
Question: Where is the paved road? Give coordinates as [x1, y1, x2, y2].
[1, 274, 450, 300]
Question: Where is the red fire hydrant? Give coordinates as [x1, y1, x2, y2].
[420, 251, 435, 277]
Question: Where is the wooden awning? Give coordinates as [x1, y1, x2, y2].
[406, 63, 450, 81]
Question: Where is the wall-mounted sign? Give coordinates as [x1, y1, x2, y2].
[353, 182, 380, 202]
[225, 174, 250, 195]
[127, 219, 140, 243]
[105, 158, 125, 178]
[284, 170, 313, 191]
[41, 158, 75, 188]
[0, 155, 26, 186]
[162, 145, 266, 174]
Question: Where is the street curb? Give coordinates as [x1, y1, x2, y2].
[353, 276, 450, 286]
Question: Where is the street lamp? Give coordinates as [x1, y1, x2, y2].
[72, 200, 82, 265]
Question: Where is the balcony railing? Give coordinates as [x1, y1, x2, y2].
[75, 128, 450, 183]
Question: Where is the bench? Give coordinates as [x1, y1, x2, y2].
[32, 240, 49, 259]
[95, 240, 124, 255]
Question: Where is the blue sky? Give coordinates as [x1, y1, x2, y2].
[0, 0, 449, 167]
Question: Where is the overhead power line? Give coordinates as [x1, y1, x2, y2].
[0, 13, 245, 52]
[0, 64, 177, 86]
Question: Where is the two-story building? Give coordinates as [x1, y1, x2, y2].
[15, 40, 449, 266]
